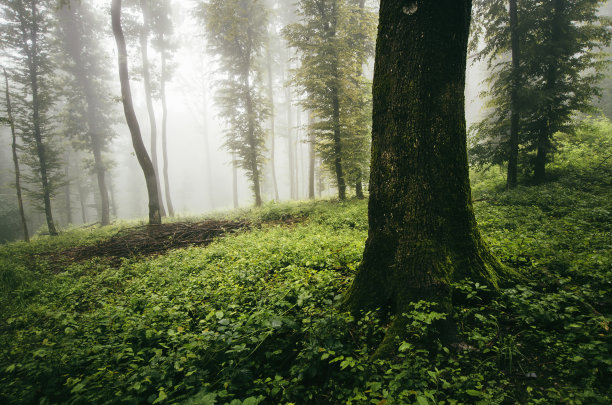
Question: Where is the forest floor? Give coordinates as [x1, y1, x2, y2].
[0, 134, 610, 404]
[44, 216, 304, 270]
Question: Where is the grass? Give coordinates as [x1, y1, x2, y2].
[0, 124, 610, 404]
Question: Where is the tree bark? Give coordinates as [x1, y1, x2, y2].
[345, 0, 506, 357]
[139, 0, 166, 216]
[64, 152, 72, 225]
[355, 171, 364, 199]
[244, 28, 262, 207]
[507, 0, 520, 189]
[5, 68, 29, 242]
[329, 4, 346, 200]
[112, 0, 161, 225]
[160, 46, 175, 216]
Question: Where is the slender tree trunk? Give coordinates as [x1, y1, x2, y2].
[61, 3, 111, 225]
[286, 88, 296, 199]
[232, 152, 239, 209]
[64, 153, 72, 225]
[507, 0, 520, 189]
[346, 0, 507, 357]
[78, 181, 88, 224]
[5, 69, 29, 242]
[160, 47, 175, 216]
[244, 31, 262, 207]
[331, 82, 346, 200]
[109, 177, 118, 219]
[266, 40, 280, 201]
[112, 0, 161, 225]
[308, 111, 315, 199]
[355, 170, 364, 199]
[139, 0, 166, 216]
[21, 1, 57, 235]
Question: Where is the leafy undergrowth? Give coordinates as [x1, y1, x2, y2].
[1, 134, 610, 404]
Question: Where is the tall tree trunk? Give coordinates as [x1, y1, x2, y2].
[232, 152, 239, 209]
[535, 0, 563, 184]
[139, 0, 166, 217]
[266, 40, 280, 201]
[286, 87, 296, 199]
[78, 181, 88, 224]
[507, 0, 520, 189]
[345, 0, 507, 357]
[160, 47, 175, 216]
[5, 69, 29, 242]
[22, 1, 57, 236]
[61, 3, 111, 225]
[244, 30, 262, 207]
[331, 81, 346, 200]
[308, 111, 315, 200]
[112, 0, 161, 225]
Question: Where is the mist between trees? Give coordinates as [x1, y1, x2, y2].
[0, 0, 610, 241]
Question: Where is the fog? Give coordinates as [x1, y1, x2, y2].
[0, 0, 530, 238]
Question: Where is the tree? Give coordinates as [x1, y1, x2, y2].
[112, 0, 162, 225]
[3, 68, 29, 242]
[470, 0, 611, 183]
[149, 0, 177, 217]
[284, 0, 375, 200]
[345, 0, 508, 357]
[0, 0, 60, 236]
[139, 0, 167, 216]
[56, 0, 116, 225]
[197, 0, 269, 207]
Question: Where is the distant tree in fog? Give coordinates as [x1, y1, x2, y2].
[197, 0, 270, 207]
[283, 0, 376, 200]
[0, 0, 61, 235]
[112, 0, 162, 225]
[149, 0, 177, 217]
[56, 0, 116, 226]
[3, 68, 29, 242]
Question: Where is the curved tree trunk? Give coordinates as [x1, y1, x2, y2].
[160, 48, 175, 216]
[345, 0, 507, 357]
[112, 0, 161, 225]
[5, 69, 29, 242]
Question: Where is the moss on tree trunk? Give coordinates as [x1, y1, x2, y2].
[345, 0, 512, 358]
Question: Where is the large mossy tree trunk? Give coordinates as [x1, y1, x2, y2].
[345, 0, 506, 357]
[112, 0, 161, 226]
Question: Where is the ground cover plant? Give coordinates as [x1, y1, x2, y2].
[0, 124, 610, 404]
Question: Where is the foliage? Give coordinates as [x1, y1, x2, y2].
[0, 128, 610, 403]
[0, 0, 64, 217]
[283, 0, 376, 196]
[196, 0, 270, 205]
[470, 0, 611, 180]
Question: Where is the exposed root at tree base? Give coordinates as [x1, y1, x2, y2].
[43, 217, 303, 271]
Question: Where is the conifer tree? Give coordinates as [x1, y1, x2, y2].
[470, 0, 611, 183]
[284, 0, 375, 200]
[0, 0, 61, 235]
[56, 0, 116, 226]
